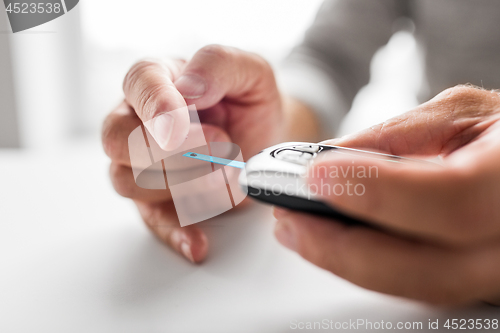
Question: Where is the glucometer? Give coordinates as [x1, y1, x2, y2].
[185, 142, 434, 225]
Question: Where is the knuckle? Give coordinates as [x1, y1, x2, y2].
[436, 85, 491, 116]
[124, 60, 159, 92]
[124, 60, 170, 118]
[136, 83, 167, 120]
[441, 85, 478, 101]
[452, 86, 483, 105]
[109, 164, 136, 198]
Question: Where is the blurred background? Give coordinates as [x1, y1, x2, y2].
[1, 0, 421, 150]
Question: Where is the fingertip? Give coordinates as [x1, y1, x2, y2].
[189, 229, 209, 263]
[170, 228, 208, 263]
[180, 241, 196, 263]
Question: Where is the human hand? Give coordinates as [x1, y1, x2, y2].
[102, 45, 287, 263]
[273, 86, 500, 304]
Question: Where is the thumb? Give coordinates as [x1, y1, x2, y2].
[324, 86, 498, 156]
[174, 44, 277, 109]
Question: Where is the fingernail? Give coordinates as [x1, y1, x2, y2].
[175, 74, 207, 99]
[274, 219, 297, 251]
[181, 241, 195, 263]
[146, 112, 174, 150]
[273, 207, 289, 219]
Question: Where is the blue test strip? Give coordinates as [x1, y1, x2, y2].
[183, 152, 246, 169]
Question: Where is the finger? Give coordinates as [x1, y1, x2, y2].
[273, 209, 497, 305]
[102, 101, 141, 166]
[110, 163, 172, 202]
[307, 154, 490, 245]
[123, 58, 190, 151]
[135, 200, 208, 263]
[174, 44, 278, 109]
[322, 86, 500, 156]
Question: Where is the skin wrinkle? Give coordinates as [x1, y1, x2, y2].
[122, 63, 142, 93]
[444, 121, 485, 154]
[125, 60, 186, 120]
[444, 115, 496, 155]
[375, 121, 386, 152]
[228, 67, 274, 103]
[386, 117, 411, 154]
[138, 83, 170, 120]
[195, 46, 256, 101]
[400, 117, 414, 153]
[421, 114, 436, 153]
[429, 86, 500, 154]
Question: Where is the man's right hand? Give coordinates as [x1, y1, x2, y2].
[102, 45, 293, 263]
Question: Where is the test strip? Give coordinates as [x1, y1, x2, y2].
[183, 152, 246, 169]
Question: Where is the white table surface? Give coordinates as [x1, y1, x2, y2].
[0, 141, 498, 333]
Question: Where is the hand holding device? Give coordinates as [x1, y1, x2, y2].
[273, 86, 500, 305]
